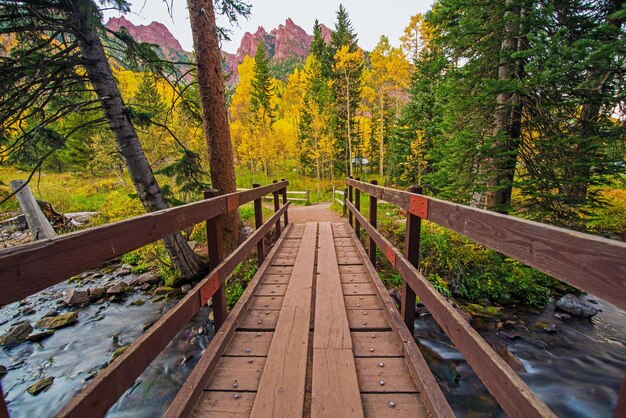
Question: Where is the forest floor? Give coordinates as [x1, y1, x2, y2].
[286, 202, 345, 223]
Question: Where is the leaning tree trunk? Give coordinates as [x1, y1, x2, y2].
[69, 0, 204, 278]
[187, 0, 242, 253]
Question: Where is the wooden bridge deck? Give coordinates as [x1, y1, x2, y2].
[167, 222, 443, 418]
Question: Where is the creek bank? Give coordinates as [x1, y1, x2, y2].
[0, 260, 215, 418]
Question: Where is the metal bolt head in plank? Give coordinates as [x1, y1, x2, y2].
[248, 359, 254, 363]
[389, 401, 396, 408]
[371, 334, 376, 338]
[245, 348, 251, 353]
[379, 380, 385, 386]
[232, 382, 239, 388]
[234, 393, 240, 399]
[362, 321, 367, 325]
[379, 362, 384, 367]
[369, 348, 375, 352]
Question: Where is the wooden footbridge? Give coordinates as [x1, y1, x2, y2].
[1, 179, 625, 418]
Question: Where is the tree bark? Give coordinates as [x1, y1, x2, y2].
[379, 94, 385, 177]
[69, 0, 204, 278]
[484, 0, 523, 213]
[346, 74, 353, 176]
[187, 0, 241, 253]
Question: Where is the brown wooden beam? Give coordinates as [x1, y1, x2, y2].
[346, 178, 626, 311]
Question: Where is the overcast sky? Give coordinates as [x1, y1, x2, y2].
[103, 0, 433, 53]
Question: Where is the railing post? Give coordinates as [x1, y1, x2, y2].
[204, 189, 227, 329]
[253, 183, 265, 266]
[343, 187, 348, 217]
[355, 177, 361, 239]
[348, 176, 353, 227]
[332, 185, 336, 202]
[369, 180, 378, 265]
[616, 374, 626, 418]
[402, 185, 423, 333]
[305, 189, 310, 205]
[272, 180, 281, 238]
[281, 178, 289, 227]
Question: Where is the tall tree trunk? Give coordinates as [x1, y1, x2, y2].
[379, 95, 385, 177]
[346, 74, 353, 176]
[188, 0, 242, 252]
[562, 0, 625, 203]
[484, 0, 523, 213]
[69, 0, 204, 278]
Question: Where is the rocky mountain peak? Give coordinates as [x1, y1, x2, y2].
[105, 17, 185, 52]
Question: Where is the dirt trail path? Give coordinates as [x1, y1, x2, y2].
[286, 202, 346, 224]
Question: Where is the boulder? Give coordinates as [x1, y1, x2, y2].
[116, 267, 132, 276]
[462, 304, 503, 319]
[153, 286, 175, 295]
[555, 293, 598, 319]
[181, 284, 192, 294]
[36, 312, 77, 330]
[27, 330, 55, 342]
[26, 377, 54, 395]
[89, 287, 107, 299]
[106, 282, 128, 295]
[137, 272, 160, 285]
[0, 364, 7, 378]
[0, 321, 33, 348]
[64, 289, 90, 305]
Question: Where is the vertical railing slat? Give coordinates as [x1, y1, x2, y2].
[401, 185, 423, 332]
[272, 180, 281, 238]
[204, 189, 227, 329]
[281, 179, 289, 227]
[368, 180, 378, 265]
[355, 177, 361, 240]
[253, 183, 265, 265]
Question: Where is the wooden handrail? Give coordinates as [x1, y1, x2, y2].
[346, 199, 556, 418]
[0, 181, 287, 307]
[346, 178, 626, 311]
[54, 202, 289, 418]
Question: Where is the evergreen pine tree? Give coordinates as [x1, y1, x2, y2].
[251, 41, 274, 122]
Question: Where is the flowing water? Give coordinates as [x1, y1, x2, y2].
[1, 265, 624, 417]
[415, 297, 626, 417]
[0, 264, 214, 418]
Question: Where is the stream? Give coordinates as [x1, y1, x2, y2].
[415, 297, 626, 417]
[1, 265, 624, 417]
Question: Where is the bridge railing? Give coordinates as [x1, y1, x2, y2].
[0, 181, 290, 418]
[346, 176, 626, 418]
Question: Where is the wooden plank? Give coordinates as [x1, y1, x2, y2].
[256, 284, 288, 296]
[344, 295, 384, 310]
[352, 332, 403, 357]
[347, 178, 626, 311]
[205, 357, 266, 391]
[224, 332, 273, 357]
[344, 219, 454, 418]
[250, 223, 317, 418]
[347, 202, 555, 418]
[249, 296, 284, 310]
[164, 223, 294, 418]
[260, 274, 291, 284]
[191, 391, 255, 417]
[355, 358, 417, 393]
[312, 222, 363, 417]
[343, 283, 378, 295]
[339, 265, 368, 274]
[313, 222, 352, 350]
[312, 349, 364, 418]
[341, 273, 373, 284]
[265, 266, 293, 275]
[361, 394, 428, 418]
[238, 310, 280, 330]
[347, 310, 390, 330]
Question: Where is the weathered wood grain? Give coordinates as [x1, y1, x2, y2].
[311, 223, 363, 417]
[250, 223, 317, 418]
